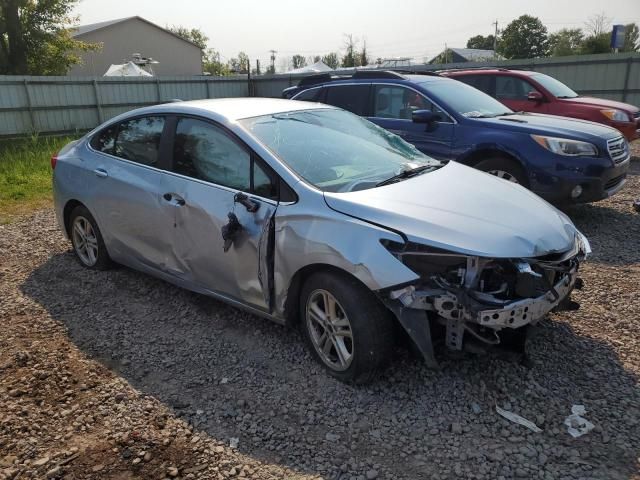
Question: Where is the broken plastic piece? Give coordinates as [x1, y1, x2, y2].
[495, 405, 543, 433]
[564, 405, 594, 438]
[229, 437, 239, 448]
[633, 199, 640, 213]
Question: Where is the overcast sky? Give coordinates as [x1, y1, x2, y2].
[73, 0, 640, 69]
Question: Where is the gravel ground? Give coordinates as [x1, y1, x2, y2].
[1, 160, 639, 480]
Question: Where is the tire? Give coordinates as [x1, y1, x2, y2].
[69, 205, 112, 270]
[300, 271, 395, 384]
[475, 157, 528, 187]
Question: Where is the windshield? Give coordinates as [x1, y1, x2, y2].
[532, 73, 578, 98]
[239, 109, 441, 193]
[424, 79, 513, 118]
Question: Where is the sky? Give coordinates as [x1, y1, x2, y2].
[73, 0, 640, 70]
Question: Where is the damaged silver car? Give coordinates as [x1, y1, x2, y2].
[53, 98, 590, 383]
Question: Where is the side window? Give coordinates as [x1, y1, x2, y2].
[496, 76, 539, 101]
[114, 117, 165, 166]
[294, 88, 322, 102]
[373, 85, 451, 123]
[173, 117, 278, 199]
[90, 124, 118, 155]
[325, 85, 370, 115]
[456, 75, 493, 95]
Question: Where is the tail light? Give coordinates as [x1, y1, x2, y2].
[50, 154, 58, 169]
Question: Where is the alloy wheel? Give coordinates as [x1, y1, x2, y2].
[72, 216, 99, 266]
[488, 169, 519, 183]
[306, 289, 354, 371]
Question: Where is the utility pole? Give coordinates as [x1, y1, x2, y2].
[444, 43, 448, 64]
[269, 50, 277, 73]
[492, 20, 499, 57]
[256, 59, 261, 75]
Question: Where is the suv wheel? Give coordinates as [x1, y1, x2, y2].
[300, 271, 395, 384]
[476, 157, 528, 186]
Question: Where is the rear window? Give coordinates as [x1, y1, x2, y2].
[294, 88, 323, 102]
[325, 85, 370, 116]
[455, 75, 494, 96]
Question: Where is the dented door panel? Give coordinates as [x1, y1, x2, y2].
[160, 172, 276, 311]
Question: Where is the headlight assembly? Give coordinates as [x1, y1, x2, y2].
[600, 109, 631, 122]
[531, 135, 598, 157]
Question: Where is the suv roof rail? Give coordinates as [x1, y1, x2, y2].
[388, 69, 441, 76]
[351, 69, 407, 79]
[437, 66, 511, 73]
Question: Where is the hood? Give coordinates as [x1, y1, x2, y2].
[560, 96, 639, 114]
[324, 162, 579, 258]
[478, 112, 621, 142]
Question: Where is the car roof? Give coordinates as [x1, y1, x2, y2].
[140, 97, 335, 121]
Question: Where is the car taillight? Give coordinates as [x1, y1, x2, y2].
[50, 154, 58, 169]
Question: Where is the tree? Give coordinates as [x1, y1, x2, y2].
[0, 0, 98, 75]
[203, 48, 229, 76]
[466, 34, 495, 50]
[548, 28, 584, 56]
[622, 23, 639, 52]
[228, 51, 249, 73]
[584, 12, 611, 37]
[168, 25, 208, 50]
[291, 54, 306, 69]
[359, 39, 369, 66]
[341, 34, 358, 67]
[322, 52, 339, 69]
[497, 15, 549, 59]
[581, 33, 611, 54]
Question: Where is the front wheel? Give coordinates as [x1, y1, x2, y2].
[300, 272, 395, 384]
[475, 157, 528, 186]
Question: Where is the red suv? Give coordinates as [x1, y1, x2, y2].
[442, 69, 640, 142]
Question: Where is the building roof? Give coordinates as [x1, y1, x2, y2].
[450, 48, 499, 61]
[72, 16, 203, 49]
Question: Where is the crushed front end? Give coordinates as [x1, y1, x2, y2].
[381, 234, 590, 366]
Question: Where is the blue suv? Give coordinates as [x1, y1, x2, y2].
[283, 70, 630, 204]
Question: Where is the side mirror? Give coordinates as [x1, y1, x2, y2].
[527, 91, 544, 102]
[412, 109, 438, 124]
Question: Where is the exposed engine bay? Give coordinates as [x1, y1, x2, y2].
[383, 234, 590, 365]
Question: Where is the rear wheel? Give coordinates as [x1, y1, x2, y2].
[69, 205, 112, 270]
[300, 272, 395, 384]
[475, 157, 528, 186]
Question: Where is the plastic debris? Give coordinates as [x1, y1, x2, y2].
[229, 437, 239, 448]
[564, 405, 595, 438]
[495, 405, 543, 433]
[633, 200, 640, 213]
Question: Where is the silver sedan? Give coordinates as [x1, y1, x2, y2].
[53, 98, 590, 383]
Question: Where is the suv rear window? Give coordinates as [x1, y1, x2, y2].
[325, 85, 370, 115]
[294, 88, 323, 102]
[455, 75, 494, 96]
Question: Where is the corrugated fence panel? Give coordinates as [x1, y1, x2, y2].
[1, 53, 638, 137]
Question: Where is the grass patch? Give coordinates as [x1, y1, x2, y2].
[0, 134, 78, 223]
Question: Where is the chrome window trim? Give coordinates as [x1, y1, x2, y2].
[87, 138, 280, 207]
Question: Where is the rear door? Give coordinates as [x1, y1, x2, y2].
[368, 84, 455, 159]
[160, 116, 280, 310]
[88, 115, 173, 270]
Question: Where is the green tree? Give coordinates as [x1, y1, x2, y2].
[498, 15, 549, 59]
[341, 34, 358, 67]
[203, 48, 229, 76]
[621, 23, 639, 52]
[0, 0, 98, 75]
[548, 28, 584, 56]
[291, 54, 306, 69]
[228, 51, 249, 73]
[322, 52, 339, 69]
[466, 34, 495, 50]
[581, 33, 611, 54]
[168, 25, 208, 50]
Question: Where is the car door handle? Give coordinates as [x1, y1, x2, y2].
[94, 168, 108, 178]
[163, 193, 185, 206]
[234, 192, 260, 212]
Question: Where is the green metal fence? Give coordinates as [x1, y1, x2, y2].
[1, 52, 638, 137]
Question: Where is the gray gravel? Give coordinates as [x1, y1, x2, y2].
[1, 160, 639, 479]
